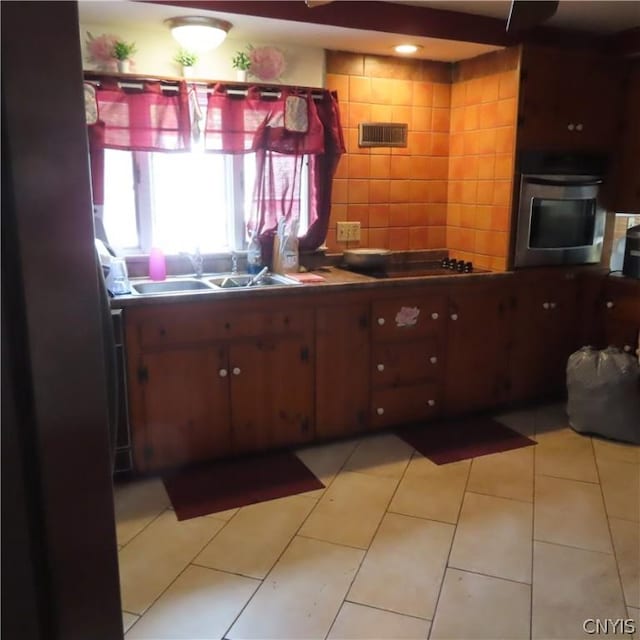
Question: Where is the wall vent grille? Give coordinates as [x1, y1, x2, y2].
[358, 122, 408, 147]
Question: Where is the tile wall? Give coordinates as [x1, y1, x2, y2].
[447, 48, 520, 271]
[325, 52, 452, 253]
[325, 47, 520, 271]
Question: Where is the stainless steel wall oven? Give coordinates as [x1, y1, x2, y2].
[514, 152, 608, 268]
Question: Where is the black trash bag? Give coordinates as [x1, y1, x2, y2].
[567, 346, 640, 445]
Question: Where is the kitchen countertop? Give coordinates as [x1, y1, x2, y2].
[109, 265, 511, 308]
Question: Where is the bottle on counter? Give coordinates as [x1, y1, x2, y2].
[247, 231, 263, 275]
[148, 247, 166, 281]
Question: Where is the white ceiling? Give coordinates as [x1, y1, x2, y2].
[78, 1, 640, 63]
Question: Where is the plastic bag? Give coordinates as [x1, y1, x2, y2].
[567, 346, 640, 444]
[272, 217, 299, 274]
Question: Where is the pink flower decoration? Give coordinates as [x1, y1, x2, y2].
[85, 32, 119, 70]
[249, 46, 286, 81]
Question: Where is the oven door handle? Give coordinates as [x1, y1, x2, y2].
[524, 177, 603, 187]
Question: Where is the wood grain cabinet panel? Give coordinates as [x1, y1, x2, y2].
[509, 275, 580, 403]
[602, 277, 640, 354]
[518, 46, 624, 153]
[444, 282, 513, 416]
[372, 294, 446, 341]
[230, 336, 314, 453]
[371, 383, 439, 429]
[133, 346, 231, 473]
[316, 304, 370, 439]
[372, 340, 441, 388]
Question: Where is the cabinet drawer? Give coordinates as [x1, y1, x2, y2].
[230, 308, 313, 338]
[372, 340, 442, 389]
[372, 295, 446, 341]
[371, 383, 440, 429]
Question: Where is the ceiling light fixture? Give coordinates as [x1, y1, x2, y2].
[165, 16, 232, 52]
[394, 44, 423, 55]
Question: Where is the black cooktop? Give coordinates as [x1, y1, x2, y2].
[347, 259, 488, 279]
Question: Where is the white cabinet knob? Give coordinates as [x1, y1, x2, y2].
[576, 123, 583, 131]
[232, 367, 241, 376]
[376, 407, 384, 416]
[429, 356, 438, 364]
[218, 368, 228, 378]
[427, 399, 436, 407]
[606, 301, 614, 309]
[568, 123, 575, 131]
[624, 345, 632, 352]
[377, 363, 385, 372]
[377, 317, 385, 326]
[549, 302, 557, 310]
[543, 302, 550, 310]
[450, 313, 458, 321]
[431, 312, 439, 320]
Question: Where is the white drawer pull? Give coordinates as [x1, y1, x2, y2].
[377, 317, 385, 326]
[429, 356, 438, 364]
[427, 399, 436, 407]
[576, 123, 583, 131]
[377, 363, 385, 372]
[232, 367, 241, 376]
[431, 312, 439, 320]
[624, 345, 632, 352]
[450, 313, 458, 321]
[606, 301, 614, 309]
[376, 407, 384, 416]
[568, 123, 575, 131]
[219, 368, 228, 378]
[549, 302, 557, 309]
[542, 302, 550, 310]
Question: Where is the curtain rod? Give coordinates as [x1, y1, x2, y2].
[83, 72, 328, 100]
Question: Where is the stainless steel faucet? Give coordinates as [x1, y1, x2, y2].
[180, 248, 204, 278]
[231, 251, 239, 274]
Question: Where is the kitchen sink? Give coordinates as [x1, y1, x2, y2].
[130, 278, 217, 294]
[208, 273, 300, 288]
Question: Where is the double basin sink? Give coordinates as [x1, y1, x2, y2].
[130, 273, 300, 295]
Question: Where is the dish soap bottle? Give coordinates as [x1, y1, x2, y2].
[247, 232, 263, 274]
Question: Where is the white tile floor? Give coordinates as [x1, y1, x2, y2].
[115, 402, 639, 639]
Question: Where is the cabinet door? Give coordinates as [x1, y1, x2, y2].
[316, 303, 370, 438]
[371, 383, 440, 429]
[444, 283, 512, 416]
[510, 278, 578, 403]
[133, 346, 231, 472]
[603, 279, 640, 353]
[230, 336, 314, 453]
[372, 294, 446, 342]
[372, 339, 442, 389]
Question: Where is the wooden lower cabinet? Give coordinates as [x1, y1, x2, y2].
[602, 277, 640, 354]
[230, 336, 314, 453]
[370, 290, 446, 427]
[134, 346, 231, 472]
[444, 281, 512, 415]
[509, 274, 579, 403]
[315, 303, 370, 438]
[124, 269, 624, 473]
[126, 300, 314, 473]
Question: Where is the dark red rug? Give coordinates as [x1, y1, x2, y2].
[163, 450, 324, 521]
[395, 417, 536, 465]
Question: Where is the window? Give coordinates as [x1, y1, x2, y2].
[102, 148, 310, 254]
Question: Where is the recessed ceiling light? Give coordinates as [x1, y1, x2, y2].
[394, 44, 422, 55]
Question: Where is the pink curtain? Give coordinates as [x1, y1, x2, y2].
[204, 85, 345, 253]
[87, 78, 191, 205]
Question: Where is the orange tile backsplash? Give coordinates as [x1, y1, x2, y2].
[326, 48, 519, 269]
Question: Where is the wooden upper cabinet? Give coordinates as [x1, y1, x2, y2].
[316, 302, 370, 439]
[612, 61, 640, 213]
[518, 46, 624, 152]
